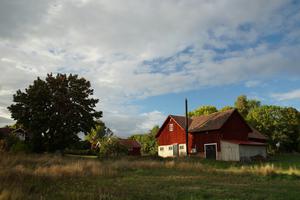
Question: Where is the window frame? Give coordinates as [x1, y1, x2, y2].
[169, 123, 174, 132]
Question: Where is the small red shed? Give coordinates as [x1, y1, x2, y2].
[119, 139, 141, 156]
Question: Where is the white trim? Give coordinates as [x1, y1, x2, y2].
[204, 143, 218, 159]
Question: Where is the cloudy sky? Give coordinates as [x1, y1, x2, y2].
[0, 0, 299, 136]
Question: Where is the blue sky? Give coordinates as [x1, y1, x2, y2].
[0, 0, 299, 136]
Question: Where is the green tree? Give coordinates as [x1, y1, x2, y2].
[234, 95, 249, 117]
[234, 95, 261, 117]
[130, 125, 159, 155]
[188, 105, 218, 117]
[247, 99, 261, 110]
[8, 73, 102, 152]
[86, 120, 113, 147]
[247, 105, 300, 152]
[220, 106, 234, 112]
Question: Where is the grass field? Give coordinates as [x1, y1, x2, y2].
[1, 153, 300, 200]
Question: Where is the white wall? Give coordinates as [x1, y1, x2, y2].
[239, 145, 266, 159]
[221, 140, 267, 161]
[158, 144, 174, 157]
[178, 144, 187, 156]
[158, 143, 186, 157]
[221, 141, 240, 161]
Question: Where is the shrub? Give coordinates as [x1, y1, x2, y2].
[5, 135, 19, 150]
[64, 149, 97, 155]
[10, 141, 31, 153]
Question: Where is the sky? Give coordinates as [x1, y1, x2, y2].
[0, 0, 300, 137]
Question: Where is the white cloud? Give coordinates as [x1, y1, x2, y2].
[271, 89, 300, 101]
[0, 0, 299, 135]
[245, 80, 261, 88]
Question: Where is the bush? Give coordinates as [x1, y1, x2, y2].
[10, 141, 30, 153]
[98, 137, 128, 159]
[5, 135, 19, 150]
[64, 149, 97, 155]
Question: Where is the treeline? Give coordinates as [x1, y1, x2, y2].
[189, 95, 300, 153]
[129, 126, 159, 156]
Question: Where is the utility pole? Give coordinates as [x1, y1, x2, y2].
[185, 98, 189, 156]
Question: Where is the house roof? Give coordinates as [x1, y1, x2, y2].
[248, 127, 268, 140]
[169, 115, 191, 128]
[169, 109, 235, 133]
[155, 109, 236, 138]
[0, 127, 12, 138]
[189, 109, 235, 132]
[222, 140, 266, 146]
[119, 139, 141, 148]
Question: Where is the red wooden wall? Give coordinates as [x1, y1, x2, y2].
[157, 117, 193, 152]
[192, 130, 221, 152]
[221, 111, 251, 141]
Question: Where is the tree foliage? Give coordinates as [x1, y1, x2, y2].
[234, 95, 260, 117]
[220, 106, 234, 112]
[188, 105, 218, 117]
[86, 120, 113, 147]
[130, 125, 159, 155]
[8, 73, 102, 152]
[247, 106, 300, 152]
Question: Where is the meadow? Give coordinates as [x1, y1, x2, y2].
[0, 153, 300, 200]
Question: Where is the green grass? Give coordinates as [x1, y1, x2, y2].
[0, 153, 300, 200]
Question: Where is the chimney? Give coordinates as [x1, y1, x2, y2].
[185, 98, 189, 156]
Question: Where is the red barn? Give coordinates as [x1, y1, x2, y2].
[155, 109, 267, 161]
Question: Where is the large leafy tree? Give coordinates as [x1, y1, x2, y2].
[188, 105, 218, 117]
[247, 105, 300, 152]
[234, 95, 260, 117]
[8, 73, 102, 152]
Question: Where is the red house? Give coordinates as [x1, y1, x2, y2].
[155, 109, 267, 161]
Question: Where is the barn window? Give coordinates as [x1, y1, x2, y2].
[168, 146, 173, 150]
[179, 145, 184, 150]
[160, 147, 164, 151]
[169, 123, 174, 132]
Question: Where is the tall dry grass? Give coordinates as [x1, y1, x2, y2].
[0, 152, 300, 190]
[0, 153, 117, 179]
[224, 164, 300, 176]
[1, 153, 300, 179]
[1, 153, 300, 200]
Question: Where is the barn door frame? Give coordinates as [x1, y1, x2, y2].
[204, 143, 217, 159]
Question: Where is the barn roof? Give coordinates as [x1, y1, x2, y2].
[189, 109, 235, 132]
[169, 115, 191, 128]
[0, 127, 12, 138]
[119, 139, 141, 148]
[168, 109, 235, 133]
[248, 127, 268, 140]
[156, 109, 236, 138]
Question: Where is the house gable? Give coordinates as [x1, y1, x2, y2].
[156, 116, 187, 146]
